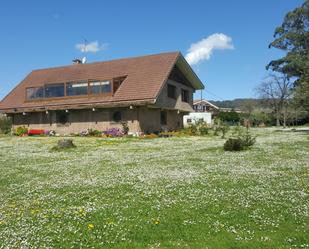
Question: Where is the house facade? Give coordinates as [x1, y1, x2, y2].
[0, 52, 204, 134]
[193, 99, 219, 115]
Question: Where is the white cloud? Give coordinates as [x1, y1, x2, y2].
[75, 41, 108, 53]
[185, 33, 234, 65]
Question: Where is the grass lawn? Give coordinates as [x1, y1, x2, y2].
[0, 128, 308, 248]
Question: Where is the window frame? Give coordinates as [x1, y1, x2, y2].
[66, 81, 89, 97]
[167, 84, 176, 99]
[181, 89, 189, 103]
[89, 80, 112, 95]
[44, 83, 65, 98]
[26, 86, 44, 100]
[25, 77, 120, 102]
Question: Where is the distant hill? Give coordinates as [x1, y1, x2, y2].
[207, 98, 266, 111]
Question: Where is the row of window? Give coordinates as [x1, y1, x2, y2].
[167, 84, 190, 103]
[193, 105, 210, 111]
[26, 80, 112, 100]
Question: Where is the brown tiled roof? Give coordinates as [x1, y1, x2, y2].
[0, 52, 203, 112]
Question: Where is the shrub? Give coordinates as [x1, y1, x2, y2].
[121, 122, 129, 135]
[224, 126, 256, 151]
[218, 111, 240, 124]
[224, 138, 244, 151]
[213, 119, 230, 138]
[88, 129, 102, 137]
[0, 116, 12, 134]
[14, 126, 28, 136]
[198, 123, 209, 135]
[182, 121, 210, 136]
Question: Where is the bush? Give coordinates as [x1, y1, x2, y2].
[224, 126, 256, 151]
[0, 116, 12, 134]
[213, 119, 230, 138]
[182, 121, 210, 136]
[217, 111, 240, 124]
[121, 122, 129, 135]
[224, 138, 244, 151]
[14, 126, 28, 136]
[88, 129, 102, 137]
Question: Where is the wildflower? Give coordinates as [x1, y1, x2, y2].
[88, 223, 95, 230]
[153, 219, 160, 225]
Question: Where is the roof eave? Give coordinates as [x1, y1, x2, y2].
[176, 54, 205, 90]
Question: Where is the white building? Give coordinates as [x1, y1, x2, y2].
[183, 112, 212, 127]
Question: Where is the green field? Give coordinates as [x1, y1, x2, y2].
[0, 128, 308, 248]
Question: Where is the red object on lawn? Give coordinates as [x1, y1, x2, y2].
[28, 129, 45, 135]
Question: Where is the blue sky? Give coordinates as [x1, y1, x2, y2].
[0, 0, 303, 101]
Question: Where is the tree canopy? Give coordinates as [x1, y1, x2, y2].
[267, 0, 309, 111]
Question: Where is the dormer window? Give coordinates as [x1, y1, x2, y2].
[26, 87, 44, 100]
[66, 81, 88, 96]
[45, 83, 65, 98]
[25, 77, 125, 101]
[89, 80, 111, 94]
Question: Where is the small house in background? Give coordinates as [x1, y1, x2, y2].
[183, 100, 219, 126]
[0, 52, 204, 134]
[193, 99, 219, 115]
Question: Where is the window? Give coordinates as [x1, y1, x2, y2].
[167, 84, 176, 99]
[45, 83, 65, 98]
[89, 80, 111, 94]
[187, 118, 192, 123]
[113, 77, 125, 93]
[56, 111, 69, 125]
[66, 81, 88, 96]
[112, 111, 122, 122]
[160, 111, 167, 125]
[26, 87, 44, 100]
[181, 89, 189, 103]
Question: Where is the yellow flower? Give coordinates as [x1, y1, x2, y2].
[153, 219, 160, 225]
[88, 223, 95, 230]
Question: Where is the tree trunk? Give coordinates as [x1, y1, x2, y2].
[283, 108, 287, 128]
[276, 110, 281, 127]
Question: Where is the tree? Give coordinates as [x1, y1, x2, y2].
[267, 0, 309, 111]
[256, 73, 293, 127]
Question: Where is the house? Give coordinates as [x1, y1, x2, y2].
[0, 52, 204, 134]
[183, 112, 212, 126]
[193, 99, 219, 115]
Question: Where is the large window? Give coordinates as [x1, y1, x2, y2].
[45, 83, 65, 98]
[26, 78, 118, 101]
[89, 80, 111, 94]
[26, 87, 44, 100]
[181, 89, 189, 103]
[66, 81, 88, 96]
[167, 84, 176, 99]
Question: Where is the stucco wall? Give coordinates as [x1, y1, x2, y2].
[154, 79, 194, 112]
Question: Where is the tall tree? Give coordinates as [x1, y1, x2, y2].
[267, 0, 309, 111]
[256, 73, 293, 127]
